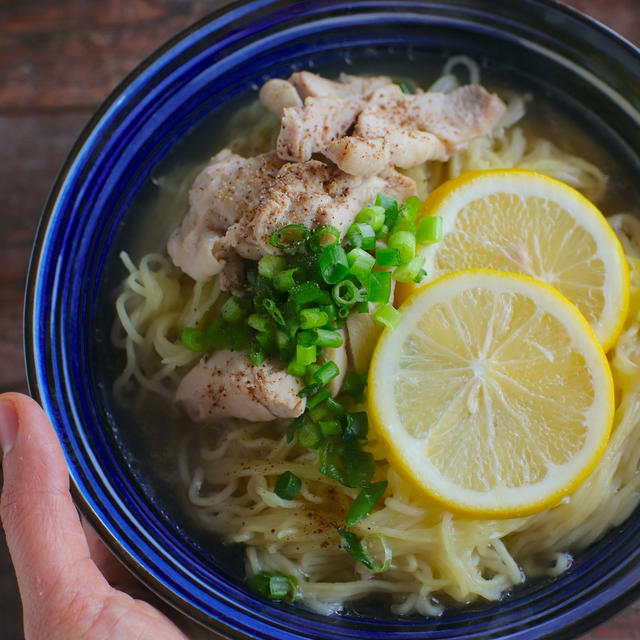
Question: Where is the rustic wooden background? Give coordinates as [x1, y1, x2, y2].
[1, 1, 639, 638]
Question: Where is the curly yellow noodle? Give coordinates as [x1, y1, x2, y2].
[111, 59, 640, 617]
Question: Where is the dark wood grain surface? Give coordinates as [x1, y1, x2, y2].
[1, 1, 639, 638]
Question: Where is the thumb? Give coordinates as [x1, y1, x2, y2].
[0, 392, 110, 634]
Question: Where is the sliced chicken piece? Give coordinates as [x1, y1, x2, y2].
[357, 84, 506, 153]
[222, 160, 416, 260]
[324, 129, 447, 176]
[259, 78, 303, 118]
[324, 84, 505, 176]
[277, 96, 363, 162]
[289, 71, 391, 99]
[175, 350, 305, 423]
[167, 151, 283, 281]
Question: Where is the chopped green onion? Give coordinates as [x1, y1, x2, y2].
[332, 279, 359, 307]
[258, 254, 286, 278]
[298, 421, 323, 448]
[375, 247, 401, 267]
[393, 79, 413, 94]
[341, 372, 367, 402]
[374, 303, 402, 329]
[248, 571, 300, 601]
[286, 414, 305, 443]
[315, 328, 343, 348]
[355, 205, 386, 231]
[388, 230, 416, 264]
[291, 281, 330, 307]
[322, 304, 338, 324]
[338, 531, 391, 572]
[255, 330, 275, 352]
[269, 224, 310, 249]
[347, 223, 376, 250]
[348, 248, 376, 283]
[204, 317, 229, 350]
[319, 244, 349, 284]
[247, 313, 273, 333]
[299, 307, 329, 329]
[343, 411, 369, 440]
[308, 402, 331, 423]
[313, 360, 340, 386]
[220, 296, 248, 323]
[179, 327, 208, 352]
[345, 481, 388, 526]
[227, 324, 250, 350]
[376, 193, 399, 228]
[320, 420, 341, 436]
[248, 341, 266, 366]
[275, 329, 290, 351]
[296, 329, 318, 347]
[401, 195, 421, 220]
[391, 215, 416, 234]
[262, 298, 286, 326]
[375, 223, 389, 239]
[367, 271, 392, 304]
[296, 343, 317, 366]
[307, 387, 331, 409]
[417, 215, 443, 245]
[309, 225, 340, 252]
[287, 359, 307, 377]
[324, 396, 345, 415]
[357, 300, 370, 313]
[273, 268, 298, 292]
[393, 255, 426, 283]
[274, 471, 302, 500]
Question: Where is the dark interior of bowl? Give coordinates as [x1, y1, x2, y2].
[25, 1, 640, 639]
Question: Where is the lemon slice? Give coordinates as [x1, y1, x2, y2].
[369, 269, 614, 518]
[401, 169, 629, 351]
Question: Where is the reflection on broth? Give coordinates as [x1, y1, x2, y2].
[106, 56, 640, 617]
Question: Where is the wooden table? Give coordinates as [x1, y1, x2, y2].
[1, 1, 638, 638]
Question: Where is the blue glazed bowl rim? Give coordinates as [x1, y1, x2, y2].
[24, 0, 640, 638]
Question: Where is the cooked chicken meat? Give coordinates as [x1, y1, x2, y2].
[221, 160, 416, 260]
[289, 71, 392, 100]
[175, 350, 305, 423]
[277, 95, 363, 162]
[167, 151, 283, 282]
[258, 78, 303, 118]
[325, 84, 505, 175]
[356, 84, 506, 153]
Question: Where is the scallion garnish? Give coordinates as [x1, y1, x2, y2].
[313, 360, 340, 386]
[309, 225, 341, 252]
[374, 303, 403, 329]
[417, 215, 443, 245]
[338, 531, 391, 572]
[347, 222, 376, 250]
[179, 327, 208, 352]
[319, 244, 349, 284]
[388, 230, 416, 265]
[249, 571, 300, 601]
[345, 481, 388, 526]
[269, 223, 310, 249]
[274, 470, 302, 500]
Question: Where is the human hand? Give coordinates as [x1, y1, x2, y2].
[0, 392, 214, 640]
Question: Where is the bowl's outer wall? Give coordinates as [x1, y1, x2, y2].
[25, 1, 640, 639]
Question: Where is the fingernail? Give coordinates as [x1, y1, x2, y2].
[0, 399, 18, 455]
